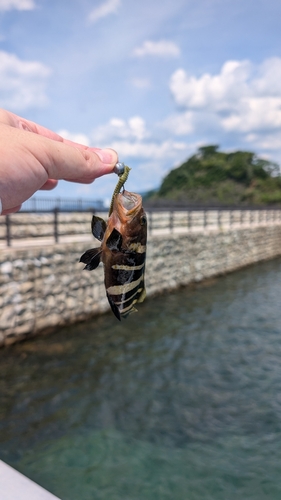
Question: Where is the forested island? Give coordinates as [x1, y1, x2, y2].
[146, 145, 281, 206]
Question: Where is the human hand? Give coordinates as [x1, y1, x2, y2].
[0, 109, 118, 215]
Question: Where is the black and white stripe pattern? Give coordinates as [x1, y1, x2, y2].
[105, 249, 146, 320]
[80, 190, 147, 320]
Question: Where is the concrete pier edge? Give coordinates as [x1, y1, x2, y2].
[0, 460, 60, 500]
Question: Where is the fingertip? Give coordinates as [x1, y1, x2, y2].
[94, 148, 118, 167]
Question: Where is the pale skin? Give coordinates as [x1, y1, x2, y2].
[0, 109, 118, 215]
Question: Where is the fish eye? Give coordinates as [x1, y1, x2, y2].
[140, 215, 147, 225]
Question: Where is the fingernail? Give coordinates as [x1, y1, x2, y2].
[95, 148, 117, 164]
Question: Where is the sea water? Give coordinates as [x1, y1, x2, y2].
[1, 258, 281, 499]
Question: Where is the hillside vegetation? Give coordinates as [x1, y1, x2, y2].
[149, 145, 281, 206]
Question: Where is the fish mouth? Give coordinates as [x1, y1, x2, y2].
[121, 191, 138, 210]
[116, 190, 142, 220]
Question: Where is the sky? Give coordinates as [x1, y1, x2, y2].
[0, 0, 281, 203]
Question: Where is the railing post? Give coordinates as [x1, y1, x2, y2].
[169, 211, 174, 233]
[148, 211, 153, 235]
[54, 208, 59, 243]
[5, 215, 11, 247]
[204, 210, 207, 229]
[218, 209, 221, 229]
[187, 210, 192, 230]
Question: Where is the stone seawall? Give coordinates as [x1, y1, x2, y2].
[1, 223, 281, 346]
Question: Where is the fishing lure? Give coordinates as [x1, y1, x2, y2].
[80, 163, 147, 320]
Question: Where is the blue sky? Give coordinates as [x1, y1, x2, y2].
[0, 0, 281, 203]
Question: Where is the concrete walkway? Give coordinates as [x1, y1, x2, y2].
[0, 460, 60, 500]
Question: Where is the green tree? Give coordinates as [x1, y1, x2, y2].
[154, 146, 281, 205]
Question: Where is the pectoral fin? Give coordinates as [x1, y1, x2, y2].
[80, 247, 101, 270]
[91, 216, 107, 241]
[106, 228, 123, 251]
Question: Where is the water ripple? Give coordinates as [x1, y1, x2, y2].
[1, 258, 281, 499]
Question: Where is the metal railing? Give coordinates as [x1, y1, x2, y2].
[0, 209, 100, 247]
[20, 196, 105, 212]
[1, 207, 281, 247]
[146, 208, 281, 235]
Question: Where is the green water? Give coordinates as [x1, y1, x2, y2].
[1, 258, 281, 499]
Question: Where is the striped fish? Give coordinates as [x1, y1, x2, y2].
[80, 189, 147, 320]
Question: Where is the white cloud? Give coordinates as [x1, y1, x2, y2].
[162, 111, 194, 135]
[133, 40, 180, 58]
[0, 50, 51, 110]
[57, 129, 90, 146]
[0, 0, 35, 10]
[88, 0, 120, 23]
[222, 97, 281, 132]
[108, 139, 187, 160]
[90, 114, 189, 163]
[170, 60, 250, 111]
[253, 57, 281, 96]
[245, 132, 281, 151]
[89, 114, 190, 168]
[54, 115, 198, 198]
[170, 57, 281, 135]
[96, 139, 191, 195]
[92, 116, 149, 143]
[88, 115, 190, 189]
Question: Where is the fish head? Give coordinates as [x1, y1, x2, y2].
[112, 190, 147, 243]
[115, 190, 142, 220]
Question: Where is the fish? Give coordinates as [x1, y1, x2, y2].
[80, 189, 147, 320]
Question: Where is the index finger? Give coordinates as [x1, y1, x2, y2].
[20, 129, 118, 182]
[0, 108, 106, 155]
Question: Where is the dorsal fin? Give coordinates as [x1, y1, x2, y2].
[91, 216, 107, 241]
